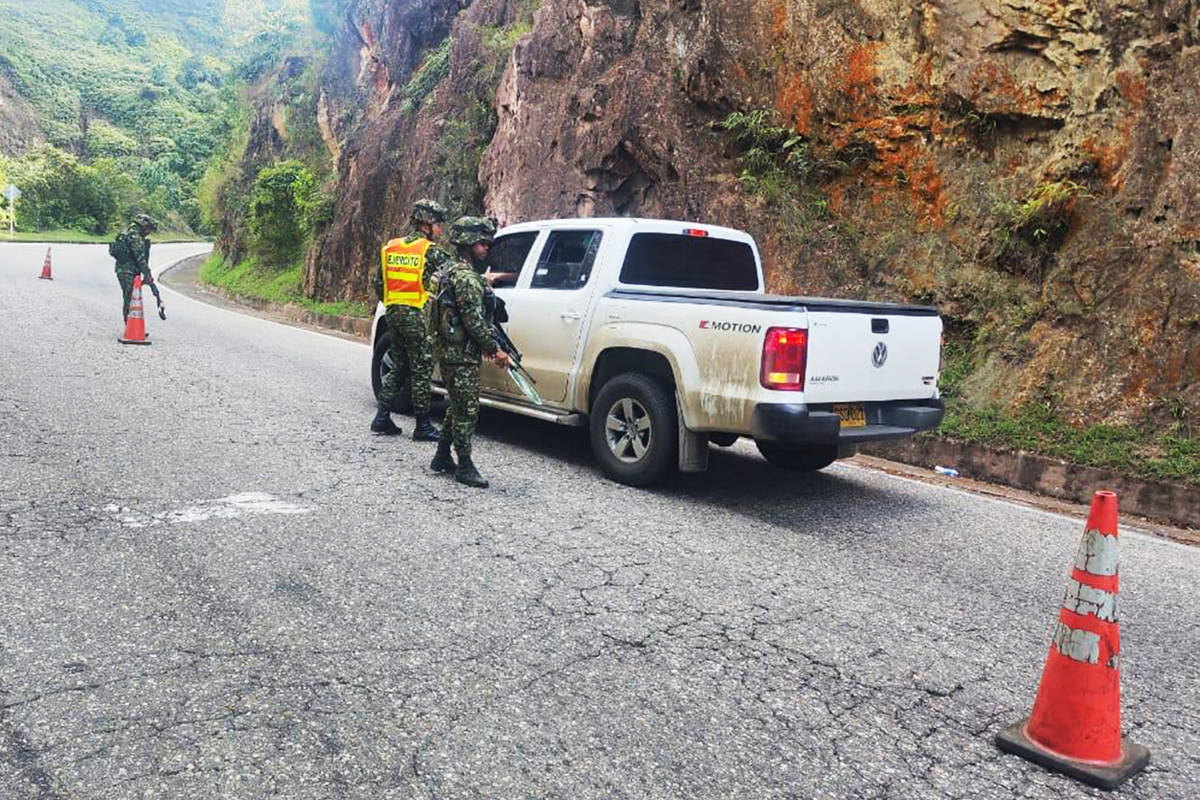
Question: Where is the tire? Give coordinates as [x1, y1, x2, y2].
[371, 330, 414, 415]
[590, 372, 679, 487]
[709, 433, 739, 448]
[755, 442, 839, 472]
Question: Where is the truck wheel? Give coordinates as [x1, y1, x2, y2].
[371, 330, 414, 415]
[755, 442, 839, 472]
[590, 373, 679, 487]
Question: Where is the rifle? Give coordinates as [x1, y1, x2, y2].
[147, 280, 167, 320]
[441, 275, 543, 405]
[492, 322, 543, 406]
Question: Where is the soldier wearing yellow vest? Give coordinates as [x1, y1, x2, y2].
[371, 199, 451, 440]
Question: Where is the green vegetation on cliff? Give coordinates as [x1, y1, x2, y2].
[199, 254, 371, 318]
[193, 12, 340, 307]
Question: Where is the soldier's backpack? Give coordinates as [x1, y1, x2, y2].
[108, 232, 132, 263]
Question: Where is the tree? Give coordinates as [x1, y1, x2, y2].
[0, 160, 11, 230]
[248, 160, 315, 265]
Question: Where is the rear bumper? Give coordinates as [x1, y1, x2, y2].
[752, 399, 944, 446]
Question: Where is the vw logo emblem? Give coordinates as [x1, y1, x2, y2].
[872, 342, 888, 369]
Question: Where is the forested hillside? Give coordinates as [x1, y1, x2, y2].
[0, 0, 309, 234]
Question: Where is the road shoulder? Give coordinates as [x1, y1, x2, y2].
[160, 253, 371, 343]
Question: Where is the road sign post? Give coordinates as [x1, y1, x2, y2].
[2, 184, 20, 238]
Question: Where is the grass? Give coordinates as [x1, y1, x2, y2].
[934, 342, 1200, 488]
[0, 230, 201, 243]
[198, 253, 371, 318]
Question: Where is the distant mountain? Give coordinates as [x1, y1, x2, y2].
[0, 0, 306, 158]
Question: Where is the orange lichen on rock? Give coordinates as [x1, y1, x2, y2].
[1115, 71, 1146, 112]
[1081, 71, 1147, 191]
[880, 142, 945, 229]
[965, 60, 1060, 117]
[837, 42, 882, 108]
[775, 72, 814, 134]
[770, 0, 788, 44]
[1082, 135, 1126, 188]
[828, 183, 845, 214]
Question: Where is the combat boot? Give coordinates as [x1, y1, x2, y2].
[455, 458, 490, 489]
[371, 408, 403, 436]
[412, 413, 441, 442]
[430, 440, 456, 473]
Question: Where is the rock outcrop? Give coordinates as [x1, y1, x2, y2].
[0, 69, 42, 156]
[290, 0, 1199, 423]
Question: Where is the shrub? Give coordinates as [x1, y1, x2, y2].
[248, 160, 315, 265]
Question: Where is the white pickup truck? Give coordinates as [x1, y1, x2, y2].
[372, 218, 944, 486]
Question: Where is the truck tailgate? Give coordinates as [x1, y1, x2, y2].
[803, 309, 942, 404]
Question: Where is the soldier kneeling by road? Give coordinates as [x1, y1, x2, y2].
[371, 199, 452, 441]
[428, 217, 512, 489]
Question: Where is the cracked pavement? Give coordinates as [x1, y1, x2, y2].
[1, 244, 1198, 799]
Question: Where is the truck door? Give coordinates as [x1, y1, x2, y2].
[478, 230, 542, 395]
[497, 229, 605, 404]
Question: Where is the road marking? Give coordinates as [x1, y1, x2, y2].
[100, 493, 312, 528]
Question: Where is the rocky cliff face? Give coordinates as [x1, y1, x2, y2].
[297, 0, 1199, 423]
[0, 70, 42, 156]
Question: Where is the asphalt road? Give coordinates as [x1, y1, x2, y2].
[1, 243, 1197, 800]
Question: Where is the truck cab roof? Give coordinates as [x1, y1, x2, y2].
[496, 218, 755, 243]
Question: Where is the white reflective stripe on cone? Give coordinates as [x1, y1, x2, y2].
[1061, 578, 1119, 622]
[1074, 529, 1119, 577]
[1051, 621, 1102, 665]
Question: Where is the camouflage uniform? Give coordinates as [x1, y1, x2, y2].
[114, 219, 153, 320]
[432, 256, 499, 462]
[373, 229, 451, 415]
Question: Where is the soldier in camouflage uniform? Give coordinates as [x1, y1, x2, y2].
[429, 217, 512, 488]
[371, 200, 452, 441]
[113, 214, 155, 321]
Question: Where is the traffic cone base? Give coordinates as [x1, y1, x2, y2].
[996, 720, 1150, 791]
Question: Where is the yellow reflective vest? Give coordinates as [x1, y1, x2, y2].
[381, 237, 433, 308]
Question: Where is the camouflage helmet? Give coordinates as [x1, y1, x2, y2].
[410, 199, 448, 227]
[134, 214, 157, 231]
[449, 216, 497, 247]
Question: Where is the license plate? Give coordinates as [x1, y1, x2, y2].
[834, 404, 867, 429]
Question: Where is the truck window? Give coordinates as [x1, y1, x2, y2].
[530, 230, 603, 291]
[485, 232, 539, 289]
[620, 233, 760, 291]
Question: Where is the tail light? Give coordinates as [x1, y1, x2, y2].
[761, 327, 808, 391]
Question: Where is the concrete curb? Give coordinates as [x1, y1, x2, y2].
[862, 438, 1199, 530]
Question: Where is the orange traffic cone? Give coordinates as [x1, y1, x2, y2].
[996, 491, 1150, 789]
[38, 246, 53, 280]
[118, 275, 152, 346]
